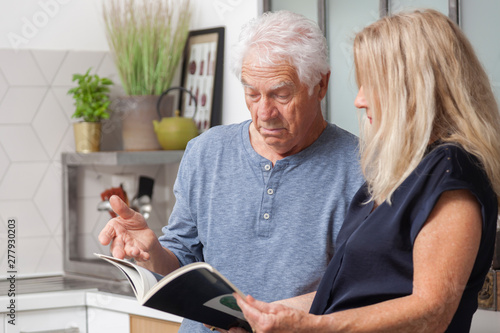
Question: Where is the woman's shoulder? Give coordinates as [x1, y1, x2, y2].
[422, 143, 491, 194]
[426, 143, 481, 172]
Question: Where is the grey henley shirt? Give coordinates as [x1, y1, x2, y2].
[159, 120, 364, 332]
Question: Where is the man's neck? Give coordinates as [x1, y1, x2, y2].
[248, 119, 327, 165]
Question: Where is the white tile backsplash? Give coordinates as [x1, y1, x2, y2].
[0, 71, 8, 101]
[31, 49, 69, 85]
[16, 236, 56, 275]
[0, 49, 48, 86]
[32, 90, 70, 158]
[51, 85, 78, 121]
[52, 51, 105, 86]
[0, 125, 49, 161]
[0, 87, 48, 123]
[0, 201, 51, 237]
[53, 128, 76, 162]
[34, 161, 64, 234]
[0, 144, 9, 178]
[0, 162, 48, 200]
[36, 236, 64, 274]
[0, 48, 149, 278]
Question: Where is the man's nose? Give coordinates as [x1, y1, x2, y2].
[258, 97, 278, 121]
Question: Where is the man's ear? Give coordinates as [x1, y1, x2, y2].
[318, 71, 330, 100]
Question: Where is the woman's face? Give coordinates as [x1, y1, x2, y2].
[354, 86, 373, 124]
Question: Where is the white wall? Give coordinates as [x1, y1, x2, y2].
[189, 0, 257, 125]
[0, 0, 109, 50]
[191, 0, 259, 43]
[0, 0, 255, 125]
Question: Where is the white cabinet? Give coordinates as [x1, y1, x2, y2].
[4, 307, 86, 333]
[1, 290, 89, 333]
[86, 291, 183, 333]
[87, 307, 130, 333]
[85, 291, 182, 330]
[1, 289, 182, 333]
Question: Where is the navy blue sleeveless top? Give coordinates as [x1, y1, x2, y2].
[310, 144, 497, 332]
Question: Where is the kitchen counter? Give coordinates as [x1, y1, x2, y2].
[0, 275, 133, 297]
[0, 275, 183, 325]
[1, 275, 498, 331]
[85, 291, 182, 323]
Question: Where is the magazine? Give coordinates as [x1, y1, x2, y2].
[94, 253, 251, 331]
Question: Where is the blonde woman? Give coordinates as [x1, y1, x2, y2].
[231, 9, 500, 333]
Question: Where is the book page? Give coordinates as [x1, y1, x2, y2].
[94, 253, 161, 300]
[146, 261, 215, 296]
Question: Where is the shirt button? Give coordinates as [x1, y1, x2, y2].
[263, 213, 270, 220]
[267, 188, 274, 195]
[264, 164, 271, 171]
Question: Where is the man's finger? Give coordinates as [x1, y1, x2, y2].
[109, 195, 136, 219]
[246, 295, 273, 313]
[235, 293, 262, 320]
[110, 235, 126, 259]
[98, 222, 116, 245]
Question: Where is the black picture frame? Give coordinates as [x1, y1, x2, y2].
[180, 27, 225, 132]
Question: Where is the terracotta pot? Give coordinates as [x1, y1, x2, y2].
[73, 122, 101, 153]
[116, 95, 173, 151]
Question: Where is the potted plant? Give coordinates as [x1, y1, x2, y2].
[68, 68, 114, 153]
[103, 0, 191, 151]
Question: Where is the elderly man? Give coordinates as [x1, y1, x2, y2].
[99, 10, 363, 333]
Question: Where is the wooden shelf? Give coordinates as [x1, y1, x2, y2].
[62, 150, 184, 166]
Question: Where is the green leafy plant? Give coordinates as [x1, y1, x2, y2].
[68, 68, 114, 122]
[103, 0, 191, 96]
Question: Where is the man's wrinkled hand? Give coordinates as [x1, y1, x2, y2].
[98, 195, 157, 261]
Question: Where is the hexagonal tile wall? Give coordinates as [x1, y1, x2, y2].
[0, 48, 138, 278]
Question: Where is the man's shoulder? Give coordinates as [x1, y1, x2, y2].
[325, 123, 358, 142]
[196, 122, 243, 139]
[318, 123, 359, 153]
[184, 120, 249, 154]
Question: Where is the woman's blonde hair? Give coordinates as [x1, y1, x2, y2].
[353, 9, 500, 208]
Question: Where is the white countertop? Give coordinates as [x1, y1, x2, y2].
[86, 290, 183, 323]
[0, 289, 92, 312]
[0, 289, 182, 324]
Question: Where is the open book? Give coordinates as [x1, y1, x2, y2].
[94, 253, 251, 331]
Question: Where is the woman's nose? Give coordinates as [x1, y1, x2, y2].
[354, 86, 367, 109]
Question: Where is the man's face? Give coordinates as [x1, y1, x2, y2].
[241, 52, 325, 157]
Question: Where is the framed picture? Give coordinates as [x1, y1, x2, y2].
[180, 27, 225, 132]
